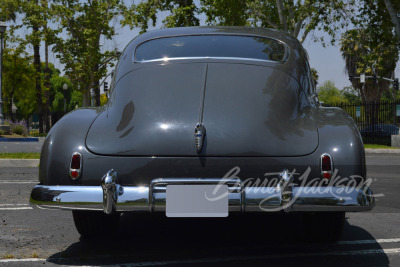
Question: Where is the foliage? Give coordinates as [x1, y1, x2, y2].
[1, 0, 58, 133]
[0, 0, 18, 22]
[69, 90, 83, 110]
[341, 86, 361, 102]
[340, 28, 398, 103]
[1, 47, 37, 117]
[310, 67, 319, 87]
[12, 124, 28, 136]
[381, 87, 400, 101]
[100, 93, 108, 106]
[339, 0, 400, 129]
[52, 0, 123, 106]
[317, 80, 348, 104]
[200, 0, 248, 26]
[358, 0, 400, 46]
[29, 130, 48, 137]
[382, 0, 400, 43]
[201, 0, 354, 44]
[50, 76, 72, 112]
[121, 0, 353, 45]
[5, 120, 29, 136]
[121, 0, 200, 33]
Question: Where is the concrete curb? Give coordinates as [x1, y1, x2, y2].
[0, 159, 39, 168]
[365, 148, 400, 154]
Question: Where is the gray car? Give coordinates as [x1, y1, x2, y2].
[30, 26, 374, 242]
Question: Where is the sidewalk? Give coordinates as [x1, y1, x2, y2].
[0, 149, 398, 168]
[0, 159, 39, 167]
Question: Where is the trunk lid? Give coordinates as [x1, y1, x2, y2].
[86, 63, 318, 156]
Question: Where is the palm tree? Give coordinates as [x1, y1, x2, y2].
[340, 29, 397, 103]
[340, 28, 398, 128]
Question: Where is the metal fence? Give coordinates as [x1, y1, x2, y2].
[324, 100, 400, 146]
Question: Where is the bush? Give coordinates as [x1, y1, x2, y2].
[30, 132, 47, 137]
[6, 120, 29, 136]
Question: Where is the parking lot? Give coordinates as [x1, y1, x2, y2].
[0, 154, 399, 266]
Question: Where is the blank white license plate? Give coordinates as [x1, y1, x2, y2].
[166, 185, 228, 217]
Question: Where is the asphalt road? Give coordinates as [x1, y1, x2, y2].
[0, 154, 399, 266]
[0, 140, 44, 153]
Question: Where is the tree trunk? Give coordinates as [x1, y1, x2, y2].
[43, 0, 51, 131]
[276, 0, 287, 31]
[82, 87, 91, 107]
[94, 63, 100, 106]
[33, 25, 43, 133]
[383, 0, 400, 43]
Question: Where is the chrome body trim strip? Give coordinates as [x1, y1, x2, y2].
[135, 56, 285, 64]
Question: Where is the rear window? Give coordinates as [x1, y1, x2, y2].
[135, 35, 287, 62]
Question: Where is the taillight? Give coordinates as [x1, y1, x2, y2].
[69, 152, 82, 180]
[321, 153, 333, 179]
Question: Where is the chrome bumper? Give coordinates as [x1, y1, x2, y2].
[30, 170, 375, 213]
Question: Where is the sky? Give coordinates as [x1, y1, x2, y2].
[8, 7, 400, 93]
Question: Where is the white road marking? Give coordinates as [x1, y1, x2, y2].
[339, 238, 400, 245]
[0, 204, 29, 206]
[0, 180, 37, 184]
[0, 207, 32, 210]
[0, 258, 45, 263]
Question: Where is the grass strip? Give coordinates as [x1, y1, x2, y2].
[0, 152, 40, 159]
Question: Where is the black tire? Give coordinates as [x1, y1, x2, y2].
[72, 210, 120, 238]
[303, 212, 345, 243]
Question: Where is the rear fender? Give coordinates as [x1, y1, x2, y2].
[39, 108, 101, 185]
[313, 107, 366, 182]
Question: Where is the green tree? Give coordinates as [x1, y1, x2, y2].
[382, 0, 400, 44]
[2, 47, 36, 117]
[52, 0, 122, 106]
[340, 28, 398, 103]
[201, 0, 353, 44]
[0, 0, 18, 21]
[310, 67, 319, 87]
[341, 86, 361, 102]
[201, 0, 248, 26]
[341, 0, 400, 127]
[317, 80, 348, 104]
[4, 0, 55, 133]
[50, 76, 71, 112]
[121, 0, 200, 33]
